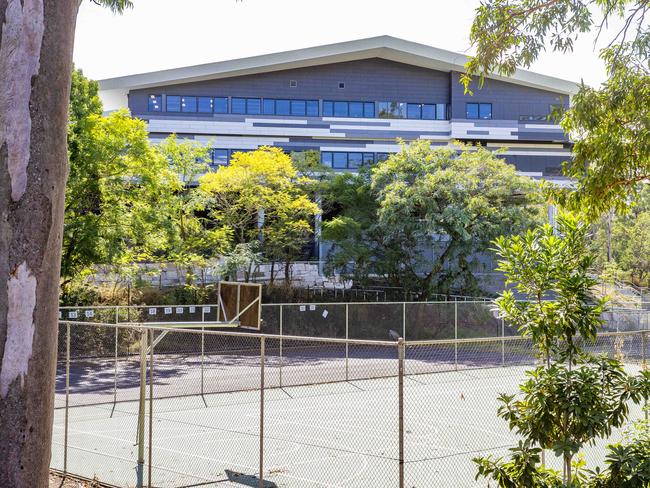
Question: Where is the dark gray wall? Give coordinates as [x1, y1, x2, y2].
[129, 58, 451, 114]
[449, 71, 569, 120]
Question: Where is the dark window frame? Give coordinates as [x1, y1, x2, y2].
[148, 94, 162, 112]
[166, 95, 181, 112]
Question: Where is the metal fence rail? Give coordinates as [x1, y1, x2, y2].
[52, 321, 648, 488]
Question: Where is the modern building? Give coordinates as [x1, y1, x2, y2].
[98, 36, 577, 179]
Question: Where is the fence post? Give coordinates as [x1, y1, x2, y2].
[113, 326, 118, 408]
[279, 305, 283, 388]
[259, 336, 265, 488]
[402, 302, 406, 341]
[64, 322, 70, 475]
[501, 319, 505, 366]
[454, 302, 458, 371]
[345, 304, 349, 382]
[148, 329, 154, 488]
[398, 337, 405, 488]
[201, 324, 205, 397]
[136, 329, 147, 488]
[644, 332, 648, 422]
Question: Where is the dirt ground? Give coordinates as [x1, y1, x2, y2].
[49, 472, 102, 488]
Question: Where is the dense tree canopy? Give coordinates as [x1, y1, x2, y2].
[324, 140, 542, 297]
[464, 0, 649, 216]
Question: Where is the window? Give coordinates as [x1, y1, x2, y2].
[334, 101, 348, 117]
[181, 96, 197, 112]
[306, 100, 319, 117]
[289, 80, 297, 88]
[166, 95, 181, 112]
[407, 104, 421, 119]
[377, 152, 390, 162]
[214, 97, 228, 114]
[338, 82, 345, 89]
[247, 98, 261, 115]
[290, 100, 306, 116]
[148, 94, 162, 112]
[197, 97, 213, 113]
[322, 101, 333, 117]
[263, 99, 275, 115]
[479, 103, 492, 119]
[364, 102, 375, 118]
[321, 151, 379, 169]
[467, 103, 492, 119]
[349, 102, 364, 118]
[323, 100, 374, 118]
[436, 103, 447, 120]
[422, 104, 435, 120]
[231, 97, 246, 114]
[276, 99, 290, 116]
[211, 149, 228, 167]
[377, 102, 406, 118]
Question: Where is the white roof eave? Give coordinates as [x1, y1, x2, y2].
[98, 36, 579, 95]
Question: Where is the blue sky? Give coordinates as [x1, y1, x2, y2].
[74, 0, 616, 87]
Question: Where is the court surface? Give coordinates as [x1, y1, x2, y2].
[51, 363, 644, 488]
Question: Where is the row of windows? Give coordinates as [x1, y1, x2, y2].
[148, 94, 449, 120]
[466, 103, 492, 120]
[206, 149, 393, 170]
[320, 151, 391, 169]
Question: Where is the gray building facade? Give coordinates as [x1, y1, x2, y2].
[99, 36, 576, 178]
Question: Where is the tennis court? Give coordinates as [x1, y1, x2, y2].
[50, 321, 647, 488]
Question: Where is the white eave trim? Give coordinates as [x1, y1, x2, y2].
[98, 36, 579, 95]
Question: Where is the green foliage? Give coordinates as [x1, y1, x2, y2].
[463, 0, 649, 216]
[323, 140, 542, 296]
[216, 242, 264, 282]
[200, 147, 320, 281]
[475, 213, 650, 486]
[64, 68, 180, 283]
[493, 214, 606, 361]
[90, 0, 133, 13]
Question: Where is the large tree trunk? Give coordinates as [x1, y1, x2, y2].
[0, 1, 78, 486]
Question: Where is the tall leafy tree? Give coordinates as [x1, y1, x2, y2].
[154, 135, 231, 282]
[0, 1, 132, 485]
[324, 141, 542, 297]
[475, 214, 650, 486]
[63, 71, 180, 283]
[463, 0, 649, 216]
[200, 147, 320, 283]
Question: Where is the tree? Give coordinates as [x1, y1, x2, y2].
[475, 213, 650, 486]
[63, 72, 180, 283]
[200, 147, 319, 284]
[154, 135, 231, 283]
[463, 0, 649, 216]
[324, 140, 542, 297]
[0, 1, 131, 486]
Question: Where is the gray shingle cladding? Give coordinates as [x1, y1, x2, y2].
[129, 58, 571, 176]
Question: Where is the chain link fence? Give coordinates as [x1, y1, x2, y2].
[52, 319, 648, 488]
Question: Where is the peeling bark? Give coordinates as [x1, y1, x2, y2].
[0, 1, 80, 486]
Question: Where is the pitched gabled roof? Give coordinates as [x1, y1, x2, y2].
[99, 35, 578, 95]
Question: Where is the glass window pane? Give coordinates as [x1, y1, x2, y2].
[334, 101, 348, 117]
[291, 100, 306, 116]
[332, 153, 348, 169]
[263, 99, 275, 115]
[348, 153, 362, 168]
[148, 94, 162, 112]
[364, 102, 375, 118]
[231, 98, 246, 114]
[214, 97, 228, 114]
[181, 96, 197, 112]
[363, 153, 374, 166]
[321, 152, 333, 166]
[349, 102, 363, 118]
[407, 104, 421, 119]
[436, 103, 446, 120]
[306, 100, 319, 117]
[466, 103, 479, 119]
[377, 152, 389, 162]
[166, 95, 181, 112]
[276, 99, 290, 116]
[422, 104, 435, 120]
[247, 98, 261, 115]
[322, 101, 333, 117]
[378, 102, 405, 118]
[479, 103, 492, 119]
[197, 97, 213, 113]
[212, 149, 228, 167]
